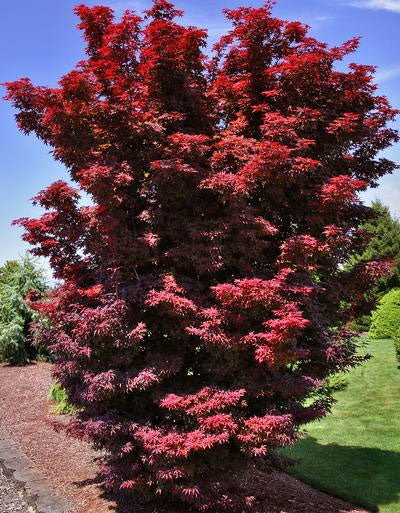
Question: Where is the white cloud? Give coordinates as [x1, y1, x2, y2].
[347, 0, 400, 13]
[314, 15, 333, 22]
[296, 14, 334, 29]
[375, 64, 400, 82]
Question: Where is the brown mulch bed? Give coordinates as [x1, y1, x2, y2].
[0, 362, 371, 513]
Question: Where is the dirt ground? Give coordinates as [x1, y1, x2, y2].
[0, 362, 371, 513]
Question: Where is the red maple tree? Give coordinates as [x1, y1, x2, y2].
[5, 1, 398, 510]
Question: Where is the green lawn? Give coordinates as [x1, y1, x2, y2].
[284, 337, 400, 513]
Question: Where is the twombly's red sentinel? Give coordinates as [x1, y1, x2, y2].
[5, 1, 398, 510]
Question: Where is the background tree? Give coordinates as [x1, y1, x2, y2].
[350, 200, 400, 294]
[347, 201, 400, 331]
[0, 255, 48, 364]
[4, 1, 398, 510]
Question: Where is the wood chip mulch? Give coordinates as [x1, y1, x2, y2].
[0, 362, 371, 513]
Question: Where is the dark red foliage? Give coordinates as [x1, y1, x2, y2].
[4, 1, 398, 510]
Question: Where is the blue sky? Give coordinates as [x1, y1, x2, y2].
[1, 0, 399, 269]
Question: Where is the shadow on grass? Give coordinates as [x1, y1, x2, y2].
[288, 436, 400, 512]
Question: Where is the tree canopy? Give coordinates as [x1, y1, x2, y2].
[5, 1, 398, 509]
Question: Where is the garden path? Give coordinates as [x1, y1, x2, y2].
[0, 466, 32, 513]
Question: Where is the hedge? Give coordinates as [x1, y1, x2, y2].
[369, 289, 400, 339]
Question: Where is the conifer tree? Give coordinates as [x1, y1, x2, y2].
[4, 2, 398, 509]
[0, 256, 47, 363]
[350, 200, 400, 296]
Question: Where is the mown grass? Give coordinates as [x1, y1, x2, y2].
[284, 337, 400, 513]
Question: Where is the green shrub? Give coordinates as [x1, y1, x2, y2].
[325, 373, 349, 393]
[369, 289, 400, 339]
[393, 329, 400, 366]
[348, 314, 372, 333]
[48, 383, 78, 415]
